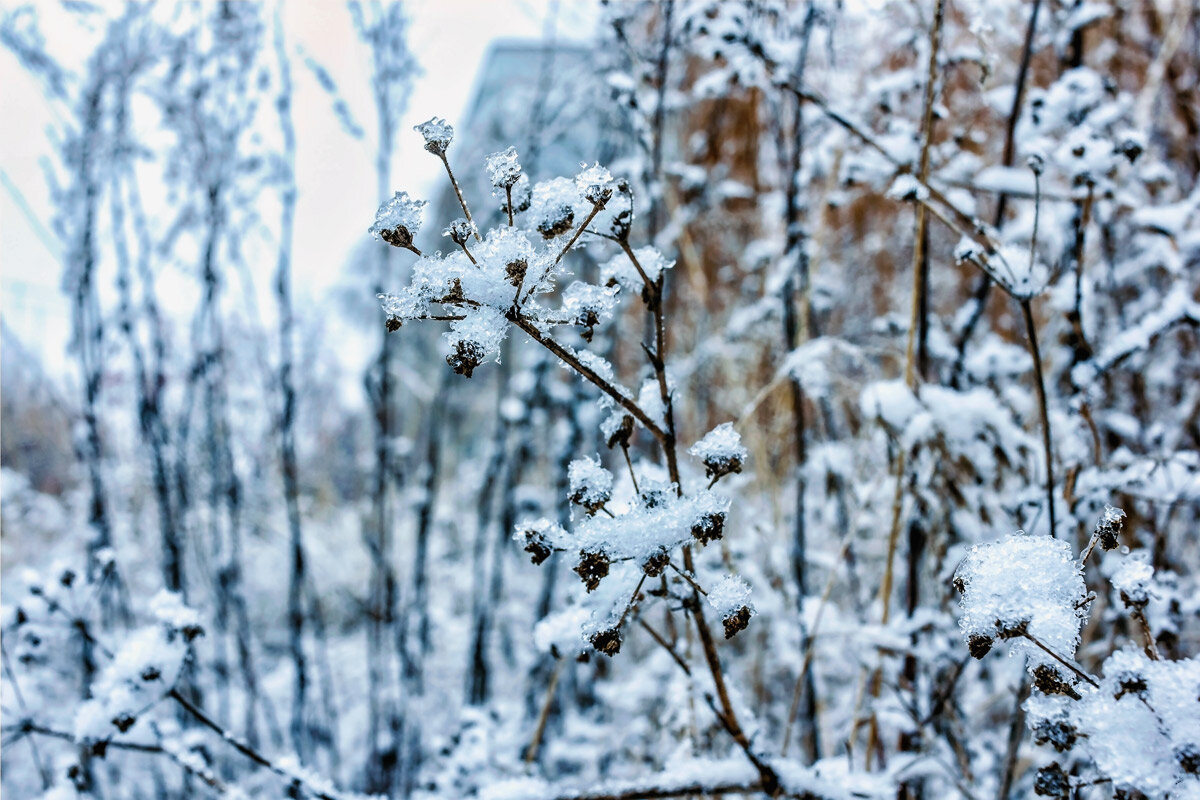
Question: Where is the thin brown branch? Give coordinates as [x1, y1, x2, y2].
[439, 152, 481, 241]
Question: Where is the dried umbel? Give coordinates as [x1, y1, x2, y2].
[447, 339, 486, 378]
[519, 528, 553, 566]
[691, 510, 726, 545]
[1033, 718, 1078, 753]
[589, 627, 622, 657]
[1033, 762, 1070, 799]
[1033, 664, 1081, 700]
[967, 633, 994, 659]
[574, 550, 610, 592]
[642, 549, 669, 577]
[505, 258, 528, 287]
[722, 606, 752, 639]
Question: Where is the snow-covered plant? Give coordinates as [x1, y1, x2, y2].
[956, 507, 1200, 799]
[370, 118, 827, 798]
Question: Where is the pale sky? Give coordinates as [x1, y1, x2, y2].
[0, 0, 598, 372]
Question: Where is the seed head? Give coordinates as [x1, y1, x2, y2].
[589, 627, 622, 656]
[574, 550, 610, 592]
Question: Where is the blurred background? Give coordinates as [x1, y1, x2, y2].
[2, 1, 1198, 798]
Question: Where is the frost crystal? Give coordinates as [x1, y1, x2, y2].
[568, 456, 613, 514]
[414, 116, 454, 155]
[955, 532, 1086, 671]
[485, 146, 523, 191]
[369, 191, 426, 250]
[689, 422, 748, 480]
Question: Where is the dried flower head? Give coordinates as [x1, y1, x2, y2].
[1033, 719, 1077, 753]
[967, 634, 994, 659]
[369, 191, 426, 251]
[689, 423, 748, 481]
[574, 550, 610, 592]
[642, 549, 669, 577]
[447, 339, 486, 378]
[1095, 504, 1126, 551]
[1034, 763, 1070, 799]
[603, 414, 634, 450]
[414, 117, 454, 155]
[505, 258, 528, 287]
[485, 146, 523, 191]
[1033, 664, 1081, 700]
[722, 606, 752, 639]
[588, 627, 622, 657]
[443, 217, 476, 247]
[691, 510, 726, 545]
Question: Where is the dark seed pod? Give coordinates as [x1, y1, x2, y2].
[140, 666, 162, 682]
[1114, 671, 1148, 700]
[1033, 762, 1070, 799]
[1095, 506, 1125, 551]
[691, 510, 726, 545]
[60, 569, 76, 588]
[448, 340, 486, 378]
[642, 549, 669, 577]
[379, 225, 416, 251]
[520, 528, 553, 566]
[440, 277, 465, 305]
[967, 634, 994, 659]
[385, 316, 402, 333]
[505, 258, 528, 287]
[1176, 744, 1200, 775]
[574, 550, 610, 592]
[112, 713, 137, 733]
[1033, 664, 1081, 700]
[605, 415, 634, 450]
[997, 617, 1030, 640]
[589, 627, 622, 656]
[722, 606, 752, 639]
[702, 453, 742, 481]
[1033, 719, 1077, 752]
[181, 623, 204, 643]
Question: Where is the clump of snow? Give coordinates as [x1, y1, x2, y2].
[707, 575, 753, 617]
[689, 422, 748, 480]
[485, 146, 523, 192]
[368, 191, 426, 247]
[414, 116, 454, 155]
[1111, 551, 1154, 608]
[955, 532, 1086, 670]
[567, 456, 613, 514]
[602, 246, 674, 292]
[886, 173, 928, 202]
